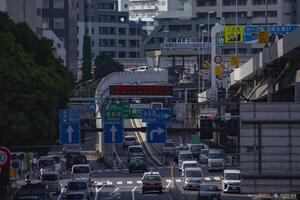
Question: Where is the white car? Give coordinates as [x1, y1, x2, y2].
[178, 151, 193, 171]
[71, 164, 91, 183]
[207, 149, 225, 172]
[41, 171, 61, 194]
[222, 169, 241, 193]
[163, 142, 175, 156]
[181, 160, 198, 177]
[183, 167, 204, 190]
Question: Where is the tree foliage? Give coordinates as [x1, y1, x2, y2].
[0, 12, 71, 146]
[94, 53, 123, 80]
[82, 35, 92, 81]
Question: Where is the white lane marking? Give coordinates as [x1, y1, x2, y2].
[107, 181, 113, 185]
[127, 181, 133, 185]
[132, 186, 138, 200]
[176, 179, 182, 183]
[57, 186, 64, 200]
[95, 183, 106, 200]
[113, 144, 126, 168]
[214, 177, 221, 181]
[204, 177, 211, 181]
[117, 181, 123, 185]
[105, 170, 111, 172]
[166, 179, 172, 183]
[137, 180, 142, 184]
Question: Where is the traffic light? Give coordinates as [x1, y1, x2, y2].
[200, 114, 215, 130]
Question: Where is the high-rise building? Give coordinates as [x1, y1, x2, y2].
[41, 0, 78, 73]
[77, 0, 144, 67]
[0, 0, 43, 35]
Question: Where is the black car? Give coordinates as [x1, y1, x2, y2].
[13, 183, 49, 200]
[197, 184, 221, 200]
[65, 152, 81, 170]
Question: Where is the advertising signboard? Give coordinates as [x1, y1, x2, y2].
[244, 25, 299, 44]
[224, 26, 244, 44]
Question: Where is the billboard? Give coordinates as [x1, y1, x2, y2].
[224, 26, 244, 44]
[244, 25, 299, 44]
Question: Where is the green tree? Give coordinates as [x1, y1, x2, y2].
[82, 35, 92, 81]
[0, 12, 71, 146]
[94, 53, 123, 80]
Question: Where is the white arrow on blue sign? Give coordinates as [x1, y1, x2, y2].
[104, 123, 123, 143]
[141, 109, 171, 122]
[60, 124, 80, 144]
[146, 123, 167, 143]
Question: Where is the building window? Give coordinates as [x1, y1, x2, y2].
[42, 0, 49, 8]
[110, 27, 116, 35]
[252, 0, 277, 5]
[53, 0, 64, 8]
[110, 39, 116, 47]
[42, 18, 49, 29]
[118, 27, 126, 35]
[102, 27, 109, 34]
[118, 40, 127, 47]
[223, 0, 247, 6]
[129, 40, 139, 47]
[129, 28, 137, 35]
[53, 18, 65, 29]
[129, 52, 138, 58]
[196, 0, 217, 6]
[119, 52, 126, 58]
[99, 39, 109, 47]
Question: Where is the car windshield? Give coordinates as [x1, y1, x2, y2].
[201, 185, 219, 191]
[42, 174, 58, 181]
[183, 163, 197, 169]
[179, 153, 193, 160]
[38, 159, 54, 167]
[68, 182, 87, 190]
[73, 157, 87, 164]
[143, 175, 161, 181]
[186, 170, 203, 178]
[208, 153, 224, 159]
[201, 149, 209, 155]
[129, 147, 143, 153]
[52, 157, 60, 164]
[191, 145, 202, 151]
[73, 166, 89, 173]
[125, 137, 136, 141]
[165, 143, 174, 147]
[225, 173, 240, 180]
[66, 193, 85, 200]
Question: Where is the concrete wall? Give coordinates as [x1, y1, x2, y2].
[240, 103, 300, 194]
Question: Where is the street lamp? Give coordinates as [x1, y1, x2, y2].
[201, 30, 207, 93]
[207, 11, 215, 43]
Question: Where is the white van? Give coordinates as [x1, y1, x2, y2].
[183, 167, 204, 190]
[71, 164, 91, 183]
[222, 169, 241, 193]
[178, 151, 193, 171]
[41, 171, 61, 194]
[181, 160, 198, 177]
[207, 149, 225, 172]
[37, 156, 55, 178]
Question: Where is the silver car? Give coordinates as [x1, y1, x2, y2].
[66, 179, 92, 199]
[41, 171, 61, 194]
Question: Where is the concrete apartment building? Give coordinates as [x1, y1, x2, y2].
[77, 0, 145, 67]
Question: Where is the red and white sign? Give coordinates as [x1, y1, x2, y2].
[0, 147, 11, 168]
[214, 56, 223, 64]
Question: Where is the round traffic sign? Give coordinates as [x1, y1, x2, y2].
[214, 56, 222, 64]
[0, 147, 10, 168]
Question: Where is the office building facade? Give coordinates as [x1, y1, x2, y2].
[77, 0, 144, 66]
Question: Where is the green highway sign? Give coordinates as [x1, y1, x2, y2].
[192, 133, 201, 144]
[106, 104, 142, 121]
[106, 110, 122, 122]
[109, 103, 130, 113]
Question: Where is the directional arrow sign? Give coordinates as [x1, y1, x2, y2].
[60, 124, 80, 144]
[104, 123, 123, 143]
[147, 123, 167, 143]
[141, 109, 172, 122]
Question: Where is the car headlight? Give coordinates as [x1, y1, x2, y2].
[185, 179, 190, 183]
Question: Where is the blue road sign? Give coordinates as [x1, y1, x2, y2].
[60, 124, 80, 144]
[141, 109, 172, 122]
[147, 123, 167, 143]
[60, 109, 80, 123]
[104, 123, 123, 143]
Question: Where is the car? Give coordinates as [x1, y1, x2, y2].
[178, 151, 193, 171]
[181, 160, 198, 177]
[66, 192, 88, 200]
[222, 169, 241, 193]
[66, 179, 92, 199]
[200, 149, 209, 163]
[190, 144, 204, 159]
[141, 172, 163, 194]
[207, 149, 225, 172]
[41, 171, 61, 194]
[72, 154, 88, 166]
[13, 183, 49, 200]
[37, 156, 55, 178]
[128, 145, 143, 158]
[136, 66, 149, 72]
[128, 156, 147, 173]
[197, 184, 221, 200]
[48, 155, 62, 174]
[175, 145, 189, 156]
[71, 164, 91, 183]
[123, 136, 137, 149]
[65, 152, 81, 170]
[163, 142, 175, 156]
[183, 167, 204, 190]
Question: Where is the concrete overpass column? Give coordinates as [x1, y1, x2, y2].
[295, 70, 300, 102]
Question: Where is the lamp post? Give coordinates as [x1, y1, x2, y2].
[198, 24, 205, 95]
[201, 30, 207, 93]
